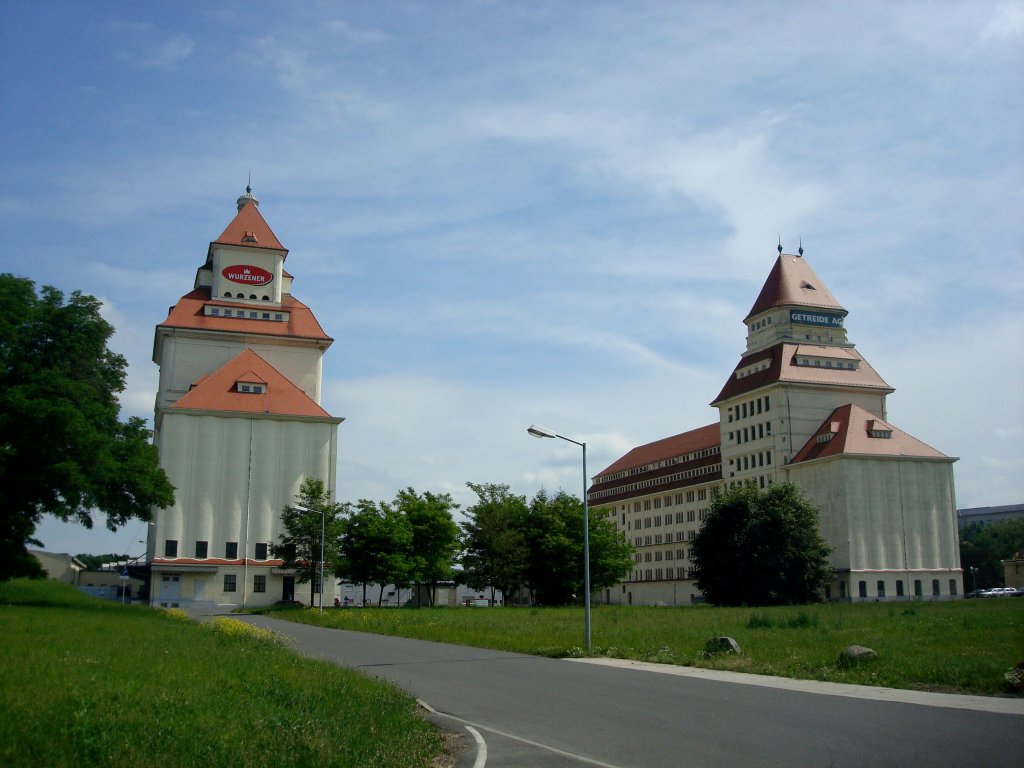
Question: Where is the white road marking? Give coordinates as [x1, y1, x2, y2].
[465, 726, 487, 768]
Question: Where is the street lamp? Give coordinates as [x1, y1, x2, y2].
[527, 423, 592, 650]
[969, 566, 978, 592]
[294, 504, 324, 612]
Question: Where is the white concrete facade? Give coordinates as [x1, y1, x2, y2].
[148, 189, 343, 610]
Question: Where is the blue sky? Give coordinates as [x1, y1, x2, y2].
[3, 1, 1021, 557]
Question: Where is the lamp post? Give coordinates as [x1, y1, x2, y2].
[969, 566, 978, 592]
[527, 423, 591, 650]
[294, 504, 324, 612]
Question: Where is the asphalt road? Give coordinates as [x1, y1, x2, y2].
[240, 615, 1024, 768]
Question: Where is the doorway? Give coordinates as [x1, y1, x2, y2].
[282, 576, 295, 602]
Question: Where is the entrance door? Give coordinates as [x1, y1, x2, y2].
[282, 576, 295, 602]
[160, 574, 181, 607]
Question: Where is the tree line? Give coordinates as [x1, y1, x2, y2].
[273, 479, 635, 607]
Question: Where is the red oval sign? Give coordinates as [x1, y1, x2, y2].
[222, 264, 273, 286]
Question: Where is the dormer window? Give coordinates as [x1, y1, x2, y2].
[867, 419, 892, 439]
[236, 371, 267, 394]
[242, 230, 258, 243]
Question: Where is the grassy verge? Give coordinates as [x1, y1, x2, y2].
[0, 579, 442, 768]
[264, 599, 1024, 696]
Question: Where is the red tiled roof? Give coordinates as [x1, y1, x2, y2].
[745, 254, 845, 321]
[211, 200, 287, 254]
[172, 348, 334, 419]
[711, 342, 892, 405]
[595, 423, 721, 478]
[158, 288, 332, 342]
[790, 404, 951, 464]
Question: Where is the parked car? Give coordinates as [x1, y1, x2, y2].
[1012, 588, 1024, 597]
[965, 589, 987, 599]
[988, 587, 1017, 597]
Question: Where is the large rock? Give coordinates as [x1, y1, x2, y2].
[705, 636, 742, 655]
[838, 645, 879, 667]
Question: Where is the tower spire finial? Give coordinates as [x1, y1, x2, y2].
[798, 237, 804, 257]
[236, 177, 259, 212]
[778, 236, 783, 256]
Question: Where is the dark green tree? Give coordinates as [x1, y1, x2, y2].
[959, 518, 1024, 590]
[523, 489, 634, 606]
[0, 275, 174, 580]
[337, 498, 413, 606]
[271, 478, 347, 607]
[394, 487, 459, 606]
[460, 482, 530, 603]
[692, 482, 832, 606]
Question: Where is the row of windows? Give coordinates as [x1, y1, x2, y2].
[636, 509, 709, 529]
[590, 463, 722, 500]
[634, 530, 698, 547]
[730, 421, 772, 444]
[749, 316, 773, 332]
[633, 567, 695, 581]
[598, 447, 720, 483]
[221, 292, 272, 301]
[636, 548, 696, 563]
[854, 578, 957, 598]
[727, 395, 770, 423]
[727, 476, 773, 489]
[729, 451, 772, 472]
[794, 356, 856, 369]
[164, 540, 270, 560]
[207, 306, 286, 321]
[223, 574, 267, 593]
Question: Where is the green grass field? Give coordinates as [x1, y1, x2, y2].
[0, 580, 442, 768]
[266, 598, 1024, 695]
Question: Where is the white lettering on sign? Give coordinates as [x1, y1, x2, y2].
[222, 265, 273, 286]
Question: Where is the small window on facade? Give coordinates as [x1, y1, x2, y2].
[275, 313, 284, 321]
[240, 384, 251, 393]
[253, 575, 266, 593]
[225, 541, 238, 559]
[249, 311, 257, 319]
[255, 542, 268, 560]
[914, 579, 923, 597]
[195, 540, 208, 559]
[224, 575, 237, 593]
[877, 580, 885, 597]
[932, 579, 940, 596]
[210, 308, 219, 316]
[262, 313, 270, 319]
[249, 294, 257, 300]
[949, 579, 957, 596]
[858, 580, 867, 598]
[164, 540, 178, 558]
[896, 580, 904, 597]
[224, 292, 232, 298]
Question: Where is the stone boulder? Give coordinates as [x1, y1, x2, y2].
[705, 636, 742, 655]
[838, 645, 879, 667]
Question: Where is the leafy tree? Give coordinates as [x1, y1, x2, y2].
[393, 488, 459, 606]
[522, 489, 634, 606]
[960, 518, 1024, 589]
[692, 482, 832, 606]
[0, 275, 174, 581]
[460, 482, 529, 603]
[337, 498, 413, 606]
[271, 478, 346, 607]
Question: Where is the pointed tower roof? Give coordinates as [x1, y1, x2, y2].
[210, 188, 287, 255]
[745, 252, 845, 322]
[171, 348, 336, 419]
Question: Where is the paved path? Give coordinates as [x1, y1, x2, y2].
[238, 615, 1024, 768]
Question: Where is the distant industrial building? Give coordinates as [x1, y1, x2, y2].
[957, 503, 1024, 529]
